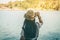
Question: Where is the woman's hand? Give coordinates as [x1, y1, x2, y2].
[35, 12, 40, 17]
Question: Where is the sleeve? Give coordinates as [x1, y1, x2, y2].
[35, 17, 42, 28]
[21, 19, 26, 36]
[21, 29, 24, 36]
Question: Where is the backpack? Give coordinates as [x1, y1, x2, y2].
[22, 19, 41, 38]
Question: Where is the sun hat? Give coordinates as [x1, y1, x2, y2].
[24, 10, 35, 20]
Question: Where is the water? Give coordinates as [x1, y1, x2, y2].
[0, 10, 60, 40]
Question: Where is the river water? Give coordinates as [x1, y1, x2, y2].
[0, 10, 60, 40]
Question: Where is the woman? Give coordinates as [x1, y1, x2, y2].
[20, 10, 43, 40]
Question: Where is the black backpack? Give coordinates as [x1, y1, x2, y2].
[22, 19, 41, 38]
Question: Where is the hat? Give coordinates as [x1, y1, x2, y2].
[24, 10, 35, 20]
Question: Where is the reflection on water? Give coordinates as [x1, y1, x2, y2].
[0, 10, 60, 40]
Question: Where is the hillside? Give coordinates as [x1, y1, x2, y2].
[0, 0, 59, 10]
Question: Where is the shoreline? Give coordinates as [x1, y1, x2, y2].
[0, 7, 60, 11]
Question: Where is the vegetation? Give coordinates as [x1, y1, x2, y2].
[0, 0, 59, 10]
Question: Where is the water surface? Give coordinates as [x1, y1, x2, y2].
[0, 10, 60, 40]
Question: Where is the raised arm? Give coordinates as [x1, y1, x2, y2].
[35, 12, 43, 25]
[38, 15, 43, 25]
